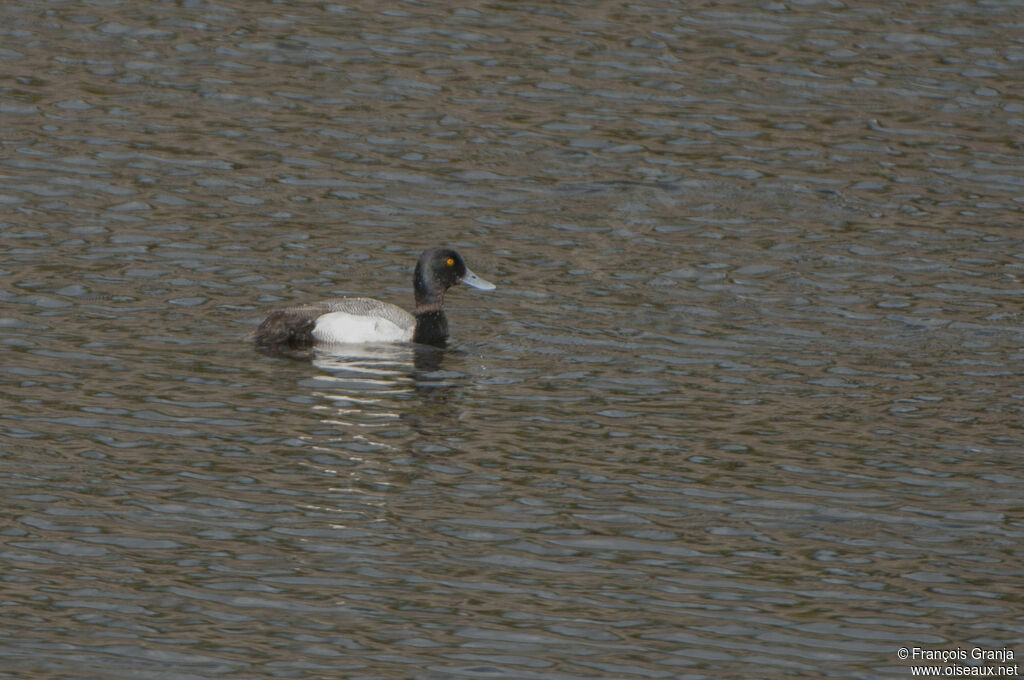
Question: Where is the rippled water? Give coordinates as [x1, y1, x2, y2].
[2, 1, 1023, 678]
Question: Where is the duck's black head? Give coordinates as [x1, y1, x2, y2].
[413, 247, 494, 309]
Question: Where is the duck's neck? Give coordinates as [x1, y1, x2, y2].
[413, 267, 448, 345]
[413, 308, 449, 345]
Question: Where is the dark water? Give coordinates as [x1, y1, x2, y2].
[2, 2, 1022, 679]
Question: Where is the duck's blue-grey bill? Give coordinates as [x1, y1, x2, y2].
[462, 268, 496, 291]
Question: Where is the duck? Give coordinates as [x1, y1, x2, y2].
[252, 247, 495, 349]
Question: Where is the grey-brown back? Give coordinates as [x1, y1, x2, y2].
[251, 297, 414, 350]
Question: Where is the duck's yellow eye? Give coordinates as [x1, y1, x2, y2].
[446, 257, 455, 267]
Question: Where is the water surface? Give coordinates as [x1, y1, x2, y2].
[2, 1, 1022, 678]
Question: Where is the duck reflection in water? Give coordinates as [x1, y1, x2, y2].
[308, 342, 466, 453]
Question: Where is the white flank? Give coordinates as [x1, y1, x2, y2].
[312, 312, 413, 345]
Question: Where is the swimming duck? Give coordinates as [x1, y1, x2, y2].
[252, 247, 495, 349]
